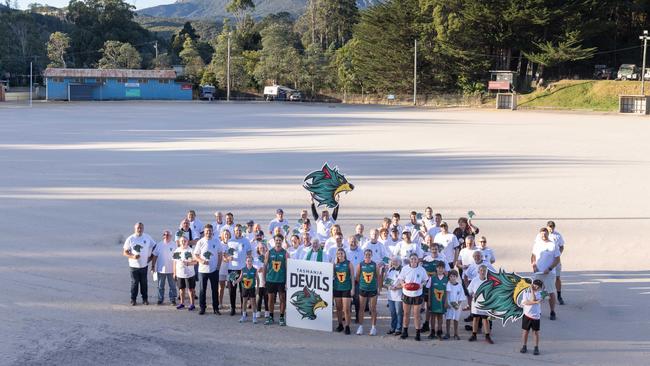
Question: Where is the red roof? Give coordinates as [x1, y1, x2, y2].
[43, 68, 176, 79]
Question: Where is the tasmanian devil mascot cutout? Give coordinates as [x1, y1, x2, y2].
[303, 163, 354, 208]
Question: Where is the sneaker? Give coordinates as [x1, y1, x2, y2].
[336, 323, 344, 332]
[199, 308, 206, 315]
[252, 314, 258, 324]
[485, 334, 494, 344]
[176, 304, 185, 310]
[394, 330, 401, 336]
[230, 309, 236, 316]
[414, 331, 421, 341]
[558, 296, 565, 305]
[239, 314, 247, 323]
[130, 300, 136, 306]
[400, 329, 408, 339]
[442, 334, 450, 340]
[264, 311, 269, 318]
[344, 326, 350, 335]
[421, 321, 430, 332]
[453, 335, 460, 340]
[157, 300, 163, 305]
[533, 346, 540, 355]
[468, 334, 477, 342]
[143, 300, 149, 305]
[279, 317, 286, 326]
[386, 329, 395, 335]
[550, 311, 556, 320]
[369, 326, 377, 336]
[520, 345, 528, 354]
[264, 317, 274, 325]
[188, 304, 195, 311]
[356, 325, 364, 335]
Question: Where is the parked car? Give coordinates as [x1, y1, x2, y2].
[593, 65, 614, 80]
[617, 64, 639, 80]
[0, 80, 9, 92]
[288, 91, 302, 101]
[199, 85, 216, 100]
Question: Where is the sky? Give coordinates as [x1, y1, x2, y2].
[15, 0, 172, 10]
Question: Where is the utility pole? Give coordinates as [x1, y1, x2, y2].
[640, 30, 650, 95]
[29, 61, 33, 107]
[154, 41, 159, 59]
[227, 32, 231, 102]
[413, 39, 417, 106]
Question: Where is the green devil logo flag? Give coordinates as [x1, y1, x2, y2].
[303, 163, 354, 208]
[475, 269, 533, 326]
[290, 286, 328, 320]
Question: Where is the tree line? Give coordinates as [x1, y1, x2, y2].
[2, 0, 650, 95]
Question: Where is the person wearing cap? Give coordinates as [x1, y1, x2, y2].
[531, 228, 560, 320]
[244, 220, 256, 241]
[122, 222, 155, 306]
[186, 210, 204, 240]
[311, 198, 339, 242]
[384, 227, 401, 255]
[151, 230, 178, 305]
[268, 209, 290, 237]
[433, 222, 460, 270]
[546, 221, 566, 305]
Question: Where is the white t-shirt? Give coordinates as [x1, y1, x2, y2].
[153, 239, 176, 273]
[468, 276, 487, 315]
[446, 281, 466, 306]
[213, 221, 227, 236]
[393, 241, 423, 265]
[226, 238, 251, 270]
[480, 247, 496, 264]
[268, 218, 290, 236]
[316, 218, 335, 241]
[287, 245, 305, 260]
[327, 245, 346, 264]
[463, 262, 495, 282]
[523, 289, 542, 320]
[532, 239, 561, 274]
[253, 255, 266, 287]
[324, 237, 347, 252]
[421, 217, 435, 230]
[549, 231, 565, 248]
[346, 247, 364, 276]
[384, 237, 401, 255]
[458, 247, 478, 268]
[426, 226, 441, 241]
[434, 232, 459, 264]
[362, 241, 389, 265]
[385, 266, 403, 302]
[173, 247, 195, 278]
[189, 218, 203, 240]
[398, 265, 428, 297]
[123, 233, 155, 268]
[218, 223, 235, 239]
[193, 237, 223, 273]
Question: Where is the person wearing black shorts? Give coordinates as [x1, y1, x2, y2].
[397, 253, 428, 341]
[333, 247, 354, 335]
[521, 279, 543, 355]
[467, 265, 493, 344]
[235, 256, 257, 323]
[264, 235, 289, 326]
[355, 249, 380, 336]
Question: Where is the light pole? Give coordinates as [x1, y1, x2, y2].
[413, 39, 417, 106]
[640, 30, 650, 95]
[29, 61, 33, 107]
[227, 32, 231, 102]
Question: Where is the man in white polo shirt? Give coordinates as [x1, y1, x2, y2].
[434, 222, 460, 270]
[193, 224, 223, 315]
[186, 210, 203, 240]
[268, 208, 290, 236]
[547, 220, 566, 305]
[531, 227, 561, 320]
[151, 230, 177, 305]
[122, 222, 155, 306]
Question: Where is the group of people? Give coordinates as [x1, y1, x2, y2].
[122, 203, 566, 355]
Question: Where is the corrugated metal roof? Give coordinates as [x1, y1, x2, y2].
[43, 68, 177, 79]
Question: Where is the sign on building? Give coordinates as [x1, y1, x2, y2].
[286, 259, 333, 332]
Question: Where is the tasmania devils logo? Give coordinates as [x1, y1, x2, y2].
[434, 288, 445, 301]
[272, 260, 282, 272]
[336, 272, 347, 283]
[243, 278, 253, 289]
[363, 272, 374, 283]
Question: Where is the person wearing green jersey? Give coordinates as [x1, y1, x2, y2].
[333, 248, 354, 335]
[263, 234, 290, 326]
[235, 256, 258, 323]
[427, 261, 448, 340]
[355, 249, 380, 336]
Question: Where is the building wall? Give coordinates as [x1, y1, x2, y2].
[46, 77, 192, 101]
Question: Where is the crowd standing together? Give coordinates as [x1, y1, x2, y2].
[123, 203, 566, 355]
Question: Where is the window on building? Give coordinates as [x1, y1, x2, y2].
[137, 79, 148, 84]
[158, 79, 170, 84]
[70, 77, 82, 83]
[117, 78, 127, 83]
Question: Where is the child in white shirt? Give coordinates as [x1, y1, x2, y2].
[445, 269, 466, 340]
[521, 279, 544, 355]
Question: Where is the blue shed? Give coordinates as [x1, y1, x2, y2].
[43, 68, 193, 101]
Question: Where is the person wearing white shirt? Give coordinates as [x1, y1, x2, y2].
[467, 265, 493, 344]
[433, 222, 460, 270]
[327, 233, 347, 263]
[297, 218, 318, 242]
[311, 199, 338, 242]
[426, 213, 443, 241]
[220, 212, 235, 238]
[521, 279, 544, 355]
[531, 227, 560, 320]
[151, 230, 177, 305]
[384, 228, 401, 255]
[354, 224, 369, 247]
[122, 222, 155, 306]
[457, 235, 478, 271]
[175, 219, 196, 247]
[478, 236, 496, 264]
[173, 236, 197, 311]
[193, 224, 223, 315]
[186, 210, 203, 241]
[385, 258, 403, 335]
[304, 239, 329, 262]
[547, 220, 566, 305]
[213, 211, 227, 235]
[244, 220, 256, 242]
[444, 269, 466, 340]
[389, 212, 403, 237]
[420, 207, 435, 231]
[218, 229, 232, 309]
[463, 251, 495, 285]
[393, 231, 423, 266]
[225, 225, 252, 315]
[397, 253, 428, 341]
[287, 234, 305, 260]
[253, 243, 270, 320]
[362, 229, 389, 267]
[268, 208, 291, 237]
[294, 209, 310, 230]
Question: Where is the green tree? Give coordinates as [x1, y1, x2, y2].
[226, 0, 255, 31]
[525, 31, 597, 77]
[98, 40, 141, 69]
[179, 37, 205, 84]
[298, 0, 358, 49]
[47, 31, 70, 68]
[253, 23, 302, 87]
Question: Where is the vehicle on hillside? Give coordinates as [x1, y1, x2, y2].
[199, 85, 216, 100]
[264, 85, 301, 101]
[616, 64, 640, 80]
[593, 65, 614, 80]
[0, 80, 9, 92]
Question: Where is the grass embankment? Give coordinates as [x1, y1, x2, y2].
[517, 80, 648, 111]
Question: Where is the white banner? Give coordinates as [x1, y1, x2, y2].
[286, 259, 333, 332]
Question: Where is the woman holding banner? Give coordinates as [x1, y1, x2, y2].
[333, 248, 354, 335]
[398, 253, 429, 341]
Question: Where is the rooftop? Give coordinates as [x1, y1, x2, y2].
[43, 68, 177, 79]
